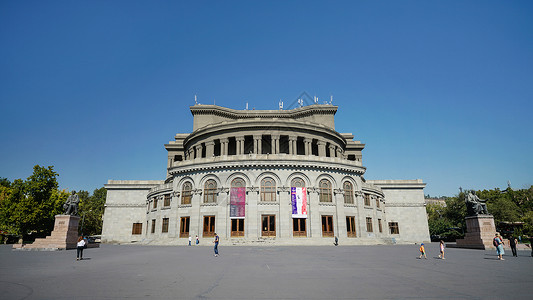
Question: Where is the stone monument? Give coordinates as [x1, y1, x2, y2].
[13, 192, 80, 250]
[452, 190, 496, 249]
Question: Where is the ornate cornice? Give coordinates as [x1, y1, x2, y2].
[190, 104, 337, 120]
[169, 157, 366, 176]
[385, 203, 425, 207]
[105, 204, 145, 208]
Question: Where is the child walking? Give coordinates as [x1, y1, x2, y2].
[419, 243, 427, 259]
[438, 240, 445, 259]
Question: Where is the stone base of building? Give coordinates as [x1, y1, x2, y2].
[13, 215, 80, 251]
[448, 215, 496, 250]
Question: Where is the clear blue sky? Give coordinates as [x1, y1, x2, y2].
[1, 1, 532, 197]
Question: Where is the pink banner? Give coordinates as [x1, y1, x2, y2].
[230, 187, 245, 219]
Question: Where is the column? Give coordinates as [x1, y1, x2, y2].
[328, 145, 336, 158]
[288, 136, 296, 155]
[334, 190, 346, 239]
[205, 141, 215, 158]
[308, 188, 320, 237]
[253, 135, 261, 154]
[272, 135, 280, 154]
[355, 192, 365, 238]
[220, 138, 228, 156]
[304, 138, 311, 155]
[195, 145, 202, 159]
[317, 141, 326, 157]
[191, 189, 202, 238]
[279, 188, 291, 238]
[336, 147, 343, 159]
[236, 137, 245, 155]
[246, 187, 259, 240]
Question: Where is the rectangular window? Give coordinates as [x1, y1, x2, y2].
[182, 189, 192, 205]
[203, 216, 216, 237]
[389, 222, 399, 234]
[151, 219, 156, 234]
[346, 216, 356, 237]
[293, 218, 306, 237]
[180, 217, 190, 238]
[366, 217, 373, 232]
[162, 218, 169, 233]
[231, 219, 244, 237]
[262, 215, 276, 237]
[322, 215, 334, 237]
[153, 197, 158, 209]
[132, 223, 142, 235]
[364, 194, 371, 206]
[164, 194, 171, 207]
[378, 219, 382, 233]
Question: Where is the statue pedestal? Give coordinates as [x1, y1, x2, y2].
[451, 215, 496, 250]
[13, 215, 80, 250]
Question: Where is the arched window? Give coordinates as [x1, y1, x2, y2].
[343, 181, 354, 204]
[204, 180, 217, 203]
[231, 178, 246, 188]
[291, 177, 305, 188]
[261, 177, 276, 202]
[319, 179, 332, 202]
[181, 182, 192, 205]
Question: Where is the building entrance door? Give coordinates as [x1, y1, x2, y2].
[231, 219, 244, 237]
[293, 218, 306, 237]
[262, 215, 276, 237]
[322, 215, 334, 237]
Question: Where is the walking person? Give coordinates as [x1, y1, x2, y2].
[195, 235, 199, 245]
[438, 240, 445, 259]
[188, 236, 192, 246]
[529, 236, 533, 257]
[509, 236, 518, 257]
[418, 243, 427, 259]
[76, 236, 86, 261]
[213, 233, 219, 257]
[493, 233, 505, 260]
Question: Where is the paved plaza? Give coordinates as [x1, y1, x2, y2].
[1, 242, 532, 299]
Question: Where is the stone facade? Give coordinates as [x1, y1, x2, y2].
[102, 104, 430, 245]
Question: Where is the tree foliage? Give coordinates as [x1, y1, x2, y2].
[426, 186, 533, 239]
[0, 166, 107, 241]
[0, 166, 63, 240]
[79, 187, 106, 235]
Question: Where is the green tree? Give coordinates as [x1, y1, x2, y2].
[0, 166, 63, 241]
[79, 187, 106, 235]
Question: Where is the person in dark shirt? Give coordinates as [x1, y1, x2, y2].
[509, 236, 518, 257]
[529, 236, 533, 257]
[213, 233, 219, 257]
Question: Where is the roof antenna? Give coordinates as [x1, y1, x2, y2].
[194, 94, 198, 105]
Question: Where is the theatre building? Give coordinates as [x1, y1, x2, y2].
[102, 104, 430, 245]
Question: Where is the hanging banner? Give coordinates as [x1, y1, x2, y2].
[291, 187, 307, 218]
[230, 187, 246, 219]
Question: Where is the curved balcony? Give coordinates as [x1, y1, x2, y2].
[168, 153, 366, 176]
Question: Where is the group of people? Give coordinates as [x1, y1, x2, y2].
[493, 232, 523, 260]
[418, 240, 446, 259]
[417, 233, 528, 261]
[187, 233, 220, 257]
[188, 235, 200, 246]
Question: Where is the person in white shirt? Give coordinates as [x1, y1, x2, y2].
[77, 236, 86, 261]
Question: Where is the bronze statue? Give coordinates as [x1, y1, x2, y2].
[465, 190, 489, 216]
[63, 191, 79, 216]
